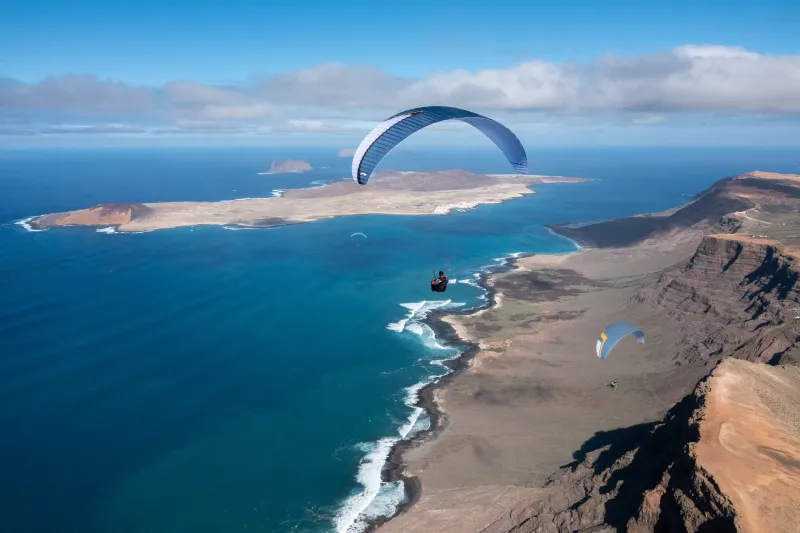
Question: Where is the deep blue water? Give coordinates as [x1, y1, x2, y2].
[1, 146, 798, 533]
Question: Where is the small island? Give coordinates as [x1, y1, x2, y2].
[257, 160, 312, 175]
[25, 171, 587, 232]
[337, 148, 356, 158]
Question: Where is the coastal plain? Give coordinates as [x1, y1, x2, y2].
[379, 171, 800, 533]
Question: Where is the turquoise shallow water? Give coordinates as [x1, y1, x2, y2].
[1, 146, 798, 532]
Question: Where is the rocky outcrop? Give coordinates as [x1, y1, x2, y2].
[483, 359, 800, 533]
[29, 203, 152, 230]
[633, 235, 800, 366]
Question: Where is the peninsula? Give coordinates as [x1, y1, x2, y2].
[26, 171, 587, 232]
[379, 171, 800, 533]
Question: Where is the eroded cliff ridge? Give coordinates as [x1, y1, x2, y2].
[480, 358, 800, 533]
[377, 172, 800, 533]
[484, 173, 800, 532]
[634, 234, 800, 367]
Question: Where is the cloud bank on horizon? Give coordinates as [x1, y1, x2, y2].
[2, 45, 800, 144]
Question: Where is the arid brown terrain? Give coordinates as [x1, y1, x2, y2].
[379, 172, 800, 533]
[26, 170, 585, 232]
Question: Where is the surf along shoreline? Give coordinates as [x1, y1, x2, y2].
[363, 251, 543, 531]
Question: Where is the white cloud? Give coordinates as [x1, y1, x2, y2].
[271, 119, 360, 134]
[38, 124, 147, 134]
[164, 81, 249, 106]
[251, 45, 800, 116]
[627, 113, 668, 125]
[2, 45, 800, 139]
[0, 75, 157, 118]
[257, 63, 411, 109]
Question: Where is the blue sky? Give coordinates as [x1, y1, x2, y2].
[1, 0, 799, 146]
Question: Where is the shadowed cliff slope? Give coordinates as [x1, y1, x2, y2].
[482, 173, 800, 532]
[549, 172, 800, 248]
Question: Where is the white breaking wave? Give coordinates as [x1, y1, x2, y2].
[546, 227, 583, 251]
[433, 201, 480, 214]
[489, 252, 526, 267]
[271, 189, 286, 198]
[224, 197, 260, 202]
[386, 300, 464, 335]
[15, 217, 46, 232]
[94, 227, 150, 235]
[404, 323, 424, 336]
[333, 378, 439, 533]
[337, 252, 528, 532]
[336, 302, 470, 532]
[333, 437, 399, 533]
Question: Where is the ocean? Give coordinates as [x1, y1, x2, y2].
[1, 146, 798, 533]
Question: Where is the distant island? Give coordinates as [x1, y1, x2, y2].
[25, 171, 587, 232]
[337, 148, 356, 157]
[257, 160, 312, 175]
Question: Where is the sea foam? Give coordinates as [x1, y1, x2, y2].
[15, 217, 46, 232]
[546, 227, 583, 251]
[337, 301, 467, 532]
[333, 377, 440, 533]
[386, 300, 464, 335]
[433, 201, 480, 214]
[337, 252, 525, 532]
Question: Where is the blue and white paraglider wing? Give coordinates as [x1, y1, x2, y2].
[596, 322, 645, 360]
[351, 106, 528, 185]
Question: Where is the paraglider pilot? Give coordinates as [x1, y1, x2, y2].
[431, 271, 449, 293]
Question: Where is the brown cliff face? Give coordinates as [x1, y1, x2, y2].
[474, 170, 800, 531]
[633, 235, 800, 367]
[483, 359, 800, 533]
[548, 179, 755, 248]
[480, 375, 736, 533]
[375, 173, 800, 533]
[549, 171, 800, 249]
[473, 232, 800, 533]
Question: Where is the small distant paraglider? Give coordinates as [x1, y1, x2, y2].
[351, 106, 528, 185]
[351, 232, 367, 247]
[596, 322, 645, 360]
